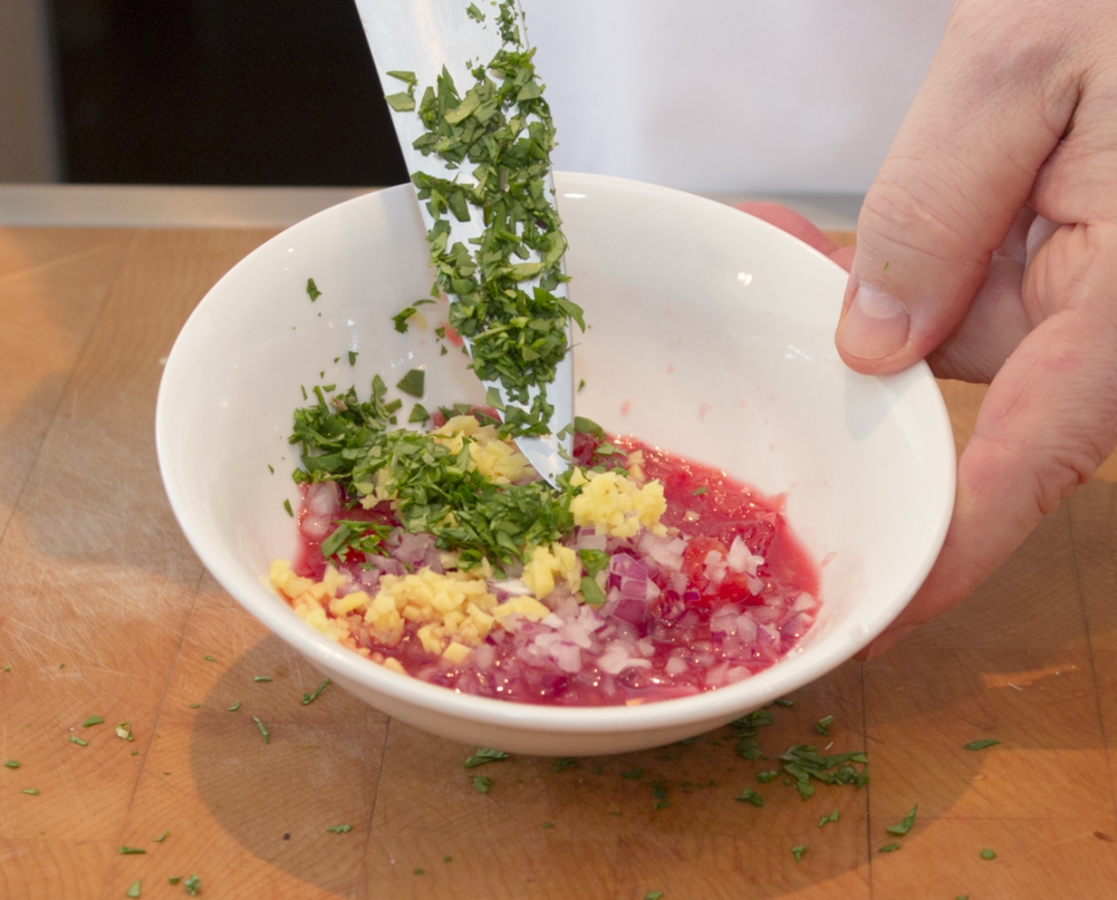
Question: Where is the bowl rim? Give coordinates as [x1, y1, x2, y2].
[156, 172, 956, 736]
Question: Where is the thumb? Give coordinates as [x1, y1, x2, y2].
[837, 5, 1076, 373]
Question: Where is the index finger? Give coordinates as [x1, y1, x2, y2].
[837, 2, 1081, 371]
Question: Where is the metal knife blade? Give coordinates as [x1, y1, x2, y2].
[353, 0, 573, 486]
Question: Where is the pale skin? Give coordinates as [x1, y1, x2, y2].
[739, 0, 1117, 657]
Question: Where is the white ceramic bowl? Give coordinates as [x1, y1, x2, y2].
[156, 173, 955, 756]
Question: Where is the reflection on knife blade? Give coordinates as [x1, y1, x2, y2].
[356, 0, 577, 485]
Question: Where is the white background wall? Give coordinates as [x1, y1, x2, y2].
[524, 0, 954, 194]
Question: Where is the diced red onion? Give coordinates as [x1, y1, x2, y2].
[638, 532, 686, 572]
[703, 552, 727, 586]
[396, 532, 434, 567]
[470, 643, 495, 669]
[724, 666, 751, 685]
[305, 481, 341, 516]
[736, 614, 758, 645]
[301, 514, 334, 540]
[491, 578, 532, 599]
[597, 642, 653, 675]
[665, 656, 688, 676]
[781, 611, 814, 639]
[575, 529, 607, 551]
[609, 597, 649, 627]
[551, 641, 583, 673]
[709, 605, 740, 635]
[726, 536, 764, 576]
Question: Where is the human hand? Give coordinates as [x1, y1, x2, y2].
[825, 0, 1117, 656]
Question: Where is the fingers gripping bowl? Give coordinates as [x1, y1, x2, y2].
[156, 173, 955, 756]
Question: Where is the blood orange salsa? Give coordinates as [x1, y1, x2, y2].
[270, 381, 820, 707]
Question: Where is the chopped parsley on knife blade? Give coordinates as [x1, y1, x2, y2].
[387, 0, 583, 439]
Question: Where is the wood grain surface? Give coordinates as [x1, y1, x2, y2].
[3, 225, 1117, 899]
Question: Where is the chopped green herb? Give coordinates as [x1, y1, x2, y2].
[118, 847, 146, 855]
[878, 843, 901, 853]
[253, 676, 272, 683]
[408, 402, 429, 424]
[301, 679, 332, 705]
[228, 702, 241, 712]
[815, 715, 835, 736]
[774, 698, 796, 707]
[980, 848, 997, 860]
[791, 845, 807, 862]
[154, 830, 169, 842]
[621, 768, 644, 779]
[777, 744, 869, 797]
[189, 704, 200, 709]
[691, 487, 707, 496]
[731, 709, 775, 762]
[82, 715, 104, 728]
[395, 368, 425, 397]
[886, 804, 918, 836]
[883, 261, 890, 271]
[252, 716, 271, 744]
[577, 378, 585, 393]
[385, 91, 416, 112]
[645, 893, 665, 900]
[21, 787, 39, 795]
[818, 808, 840, 827]
[203, 655, 216, 662]
[756, 770, 778, 783]
[58, 663, 64, 669]
[327, 824, 352, 834]
[543, 821, 553, 828]
[348, 350, 358, 366]
[553, 758, 578, 772]
[387, 70, 417, 86]
[4, 760, 19, 769]
[735, 789, 764, 807]
[472, 775, 493, 793]
[288, 380, 587, 568]
[283, 498, 294, 517]
[579, 575, 605, 605]
[68, 735, 88, 747]
[126, 879, 142, 899]
[465, 3, 484, 21]
[964, 739, 1001, 751]
[391, 305, 420, 333]
[115, 722, 134, 741]
[306, 278, 322, 301]
[412, 868, 425, 875]
[577, 548, 610, 578]
[168, 878, 181, 885]
[319, 519, 393, 564]
[443, 855, 452, 862]
[393, 13, 583, 439]
[268, 464, 274, 474]
[464, 748, 509, 768]
[184, 875, 201, 896]
[1, 665, 9, 672]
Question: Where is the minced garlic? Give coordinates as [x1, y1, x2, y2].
[569, 469, 667, 539]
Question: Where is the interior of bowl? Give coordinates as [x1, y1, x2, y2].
[156, 172, 955, 743]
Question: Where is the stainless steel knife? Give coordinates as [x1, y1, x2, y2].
[353, 0, 573, 486]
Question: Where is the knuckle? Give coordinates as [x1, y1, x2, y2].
[858, 172, 986, 265]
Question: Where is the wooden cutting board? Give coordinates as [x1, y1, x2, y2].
[3, 225, 1117, 899]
